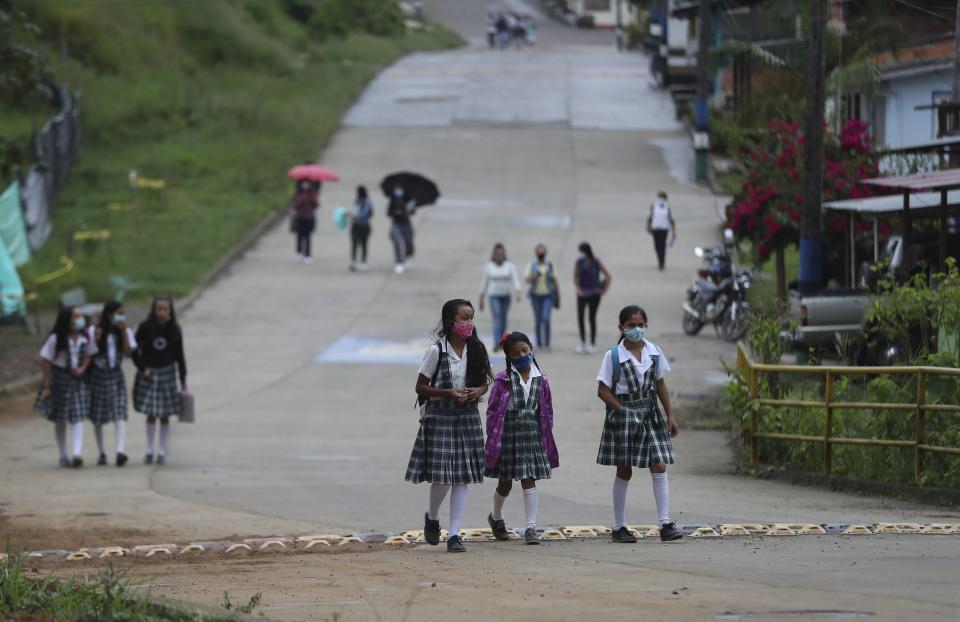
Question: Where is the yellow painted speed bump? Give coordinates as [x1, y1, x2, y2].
[98, 547, 127, 559]
[627, 524, 659, 537]
[225, 543, 252, 554]
[718, 524, 751, 536]
[797, 525, 827, 535]
[540, 529, 567, 540]
[920, 524, 951, 535]
[689, 527, 720, 538]
[842, 525, 872, 535]
[338, 536, 363, 545]
[766, 525, 797, 536]
[561, 526, 600, 538]
[296, 534, 343, 543]
[67, 551, 91, 561]
[384, 535, 410, 545]
[874, 523, 902, 534]
[180, 544, 205, 554]
[741, 523, 768, 533]
[399, 530, 424, 539]
[893, 523, 921, 533]
[303, 539, 332, 550]
[145, 547, 173, 557]
[257, 540, 287, 552]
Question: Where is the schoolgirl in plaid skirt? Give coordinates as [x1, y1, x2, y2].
[133, 296, 187, 465]
[595, 305, 683, 543]
[484, 331, 559, 545]
[88, 300, 137, 467]
[406, 299, 492, 553]
[35, 306, 97, 468]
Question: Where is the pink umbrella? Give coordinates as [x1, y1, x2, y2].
[288, 164, 340, 182]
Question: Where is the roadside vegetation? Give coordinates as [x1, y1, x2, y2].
[1, 0, 461, 307]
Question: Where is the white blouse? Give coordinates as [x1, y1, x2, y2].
[480, 261, 522, 297]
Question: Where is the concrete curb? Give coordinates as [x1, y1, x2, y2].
[751, 467, 960, 507]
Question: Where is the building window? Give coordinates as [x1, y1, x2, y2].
[585, 0, 612, 11]
[870, 95, 886, 146]
[841, 92, 863, 124]
[933, 91, 959, 138]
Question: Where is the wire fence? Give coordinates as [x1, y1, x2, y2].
[21, 84, 82, 252]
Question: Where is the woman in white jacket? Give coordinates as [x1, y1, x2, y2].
[479, 243, 522, 351]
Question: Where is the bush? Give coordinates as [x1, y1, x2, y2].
[309, 0, 405, 41]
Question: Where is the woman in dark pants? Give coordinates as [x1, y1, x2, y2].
[573, 242, 611, 354]
[290, 180, 319, 265]
[350, 185, 373, 271]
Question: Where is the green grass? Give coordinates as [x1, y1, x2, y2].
[748, 245, 799, 307]
[6, 0, 462, 307]
[0, 556, 239, 621]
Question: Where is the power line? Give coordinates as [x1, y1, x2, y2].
[894, 0, 954, 22]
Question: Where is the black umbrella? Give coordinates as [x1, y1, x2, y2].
[380, 172, 440, 208]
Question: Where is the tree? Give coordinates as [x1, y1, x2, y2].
[0, 6, 47, 110]
[726, 118, 889, 300]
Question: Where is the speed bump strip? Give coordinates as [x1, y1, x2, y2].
[766, 525, 796, 536]
[920, 524, 952, 534]
[296, 534, 342, 543]
[338, 536, 364, 545]
[741, 524, 768, 533]
[384, 535, 410, 545]
[98, 547, 128, 559]
[718, 525, 751, 536]
[67, 551, 91, 561]
[400, 530, 424, 539]
[689, 527, 720, 538]
[145, 547, 173, 557]
[842, 525, 872, 535]
[180, 544, 205, 554]
[225, 543, 251, 554]
[258, 540, 287, 551]
[540, 529, 567, 540]
[627, 524, 660, 537]
[797, 525, 828, 535]
[874, 523, 902, 534]
[303, 539, 332, 550]
[561, 526, 600, 538]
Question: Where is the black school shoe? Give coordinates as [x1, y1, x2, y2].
[424, 513, 441, 546]
[97, 453, 108, 466]
[144, 453, 154, 465]
[71, 457, 83, 468]
[524, 527, 541, 545]
[659, 523, 684, 542]
[488, 513, 510, 541]
[446, 535, 465, 553]
[116, 453, 128, 467]
[611, 526, 637, 543]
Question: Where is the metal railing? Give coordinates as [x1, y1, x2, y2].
[735, 342, 960, 485]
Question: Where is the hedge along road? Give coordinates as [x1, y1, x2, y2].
[1, 0, 958, 560]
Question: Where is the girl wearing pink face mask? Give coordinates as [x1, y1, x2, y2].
[406, 299, 493, 553]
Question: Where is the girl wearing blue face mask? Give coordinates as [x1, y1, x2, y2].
[484, 332, 559, 545]
[36, 306, 98, 468]
[595, 305, 682, 544]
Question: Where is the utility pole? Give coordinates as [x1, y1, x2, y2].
[694, 0, 712, 182]
[615, 0, 624, 51]
[953, 0, 960, 103]
[799, 0, 827, 296]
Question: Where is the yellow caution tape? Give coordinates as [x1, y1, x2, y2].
[134, 177, 166, 190]
[73, 229, 111, 242]
[34, 256, 75, 285]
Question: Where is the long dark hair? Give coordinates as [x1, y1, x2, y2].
[490, 242, 506, 261]
[50, 305, 77, 356]
[501, 331, 540, 377]
[578, 241, 594, 261]
[356, 185, 367, 200]
[436, 299, 492, 387]
[143, 295, 181, 338]
[617, 304, 648, 343]
[97, 300, 124, 355]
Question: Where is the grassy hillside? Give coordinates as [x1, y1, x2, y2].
[6, 0, 460, 306]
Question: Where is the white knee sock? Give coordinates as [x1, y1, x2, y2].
[146, 422, 156, 455]
[93, 424, 105, 455]
[612, 476, 629, 530]
[70, 422, 84, 457]
[158, 423, 170, 457]
[523, 487, 538, 530]
[448, 484, 468, 537]
[492, 491, 507, 521]
[55, 421, 67, 461]
[652, 472, 670, 526]
[427, 483, 450, 521]
[115, 420, 126, 454]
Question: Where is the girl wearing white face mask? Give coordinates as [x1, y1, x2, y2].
[35, 305, 98, 468]
[595, 305, 682, 544]
[88, 300, 137, 467]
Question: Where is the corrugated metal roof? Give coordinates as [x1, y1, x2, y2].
[861, 169, 960, 190]
[824, 190, 960, 214]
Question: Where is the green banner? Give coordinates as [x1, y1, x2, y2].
[0, 234, 25, 317]
[0, 181, 31, 267]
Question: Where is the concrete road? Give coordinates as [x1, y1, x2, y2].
[1, 0, 956, 552]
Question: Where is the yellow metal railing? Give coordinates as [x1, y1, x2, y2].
[735, 342, 960, 484]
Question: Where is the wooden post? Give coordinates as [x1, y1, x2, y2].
[824, 371, 834, 475]
[940, 189, 948, 273]
[749, 367, 759, 464]
[915, 370, 926, 485]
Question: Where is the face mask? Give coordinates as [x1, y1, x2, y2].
[536, 253, 546, 261]
[623, 326, 646, 343]
[113, 314, 125, 325]
[73, 317, 86, 331]
[451, 321, 474, 339]
[511, 354, 532, 370]
[393, 188, 403, 198]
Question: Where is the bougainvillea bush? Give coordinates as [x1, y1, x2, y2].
[726, 118, 891, 297]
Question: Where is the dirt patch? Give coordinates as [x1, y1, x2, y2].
[0, 511, 155, 552]
[0, 323, 46, 388]
[0, 392, 40, 426]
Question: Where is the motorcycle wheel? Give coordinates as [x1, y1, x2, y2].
[720, 305, 749, 343]
[682, 311, 704, 336]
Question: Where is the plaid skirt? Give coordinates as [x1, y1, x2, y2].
[133, 364, 181, 418]
[405, 400, 485, 485]
[484, 411, 551, 481]
[34, 367, 89, 424]
[596, 395, 675, 468]
[89, 365, 128, 424]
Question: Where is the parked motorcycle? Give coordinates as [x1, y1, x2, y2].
[681, 231, 752, 342]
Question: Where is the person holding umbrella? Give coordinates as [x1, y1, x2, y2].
[380, 172, 440, 274]
[286, 164, 340, 265]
